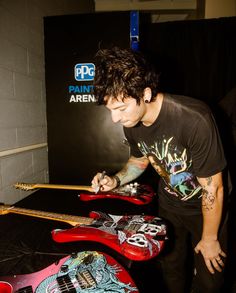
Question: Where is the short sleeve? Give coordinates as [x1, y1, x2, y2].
[123, 127, 143, 158]
[187, 111, 226, 177]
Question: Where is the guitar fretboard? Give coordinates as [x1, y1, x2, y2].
[33, 184, 93, 191]
[7, 207, 93, 226]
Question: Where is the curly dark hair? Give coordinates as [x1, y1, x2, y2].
[93, 47, 160, 105]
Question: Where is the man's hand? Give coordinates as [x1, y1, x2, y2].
[91, 155, 149, 193]
[91, 172, 117, 192]
[194, 239, 226, 274]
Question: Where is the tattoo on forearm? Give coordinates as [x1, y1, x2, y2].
[118, 157, 147, 184]
[206, 176, 212, 185]
[202, 176, 215, 211]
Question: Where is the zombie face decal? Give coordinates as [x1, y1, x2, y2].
[138, 137, 202, 200]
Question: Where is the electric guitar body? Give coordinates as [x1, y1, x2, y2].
[0, 251, 139, 292]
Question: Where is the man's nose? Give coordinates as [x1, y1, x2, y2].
[111, 110, 121, 123]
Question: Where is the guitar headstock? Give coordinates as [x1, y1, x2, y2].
[0, 204, 12, 215]
[14, 182, 37, 191]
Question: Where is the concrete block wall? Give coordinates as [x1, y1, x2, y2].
[0, 0, 94, 204]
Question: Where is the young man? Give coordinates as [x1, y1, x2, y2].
[91, 47, 228, 293]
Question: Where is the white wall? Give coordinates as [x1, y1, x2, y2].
[0, 0, 94, 204]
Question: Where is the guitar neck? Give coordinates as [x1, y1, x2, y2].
[33, 184, 93, 192]
[7, 206, 93, 226]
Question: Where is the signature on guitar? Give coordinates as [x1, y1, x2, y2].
[0, 251, 138, 293]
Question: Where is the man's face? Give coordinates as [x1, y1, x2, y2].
[105, 95, 146, 128]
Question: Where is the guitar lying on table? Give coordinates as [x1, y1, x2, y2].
[0, 204, 167, 261]
[0, 250, 139, 293]
[14, 182, 155, 205]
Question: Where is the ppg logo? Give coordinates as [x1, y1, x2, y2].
[74, 63, 95, 81]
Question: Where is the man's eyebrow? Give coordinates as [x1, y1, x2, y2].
[107, 103, 126, 110]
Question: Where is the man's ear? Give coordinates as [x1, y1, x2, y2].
[143, 87, 152, 103]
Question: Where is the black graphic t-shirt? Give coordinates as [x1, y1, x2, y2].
[124, 94, 226, 215]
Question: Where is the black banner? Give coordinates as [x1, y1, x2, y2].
[44, 12, 134, 184]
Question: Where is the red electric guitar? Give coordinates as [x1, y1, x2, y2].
[0, 250, 139, 292]
[14, 182, 155, 205]
[0, 205, 167, 261]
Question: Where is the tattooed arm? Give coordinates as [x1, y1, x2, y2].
[91, 156, 149, 192]
[194, 172, 226, 274]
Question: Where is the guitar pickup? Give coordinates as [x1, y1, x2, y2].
[76, 270, 97, 289]
[56, 274, 76, 292]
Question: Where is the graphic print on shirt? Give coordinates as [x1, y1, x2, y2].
[138, 137, 202, 200]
